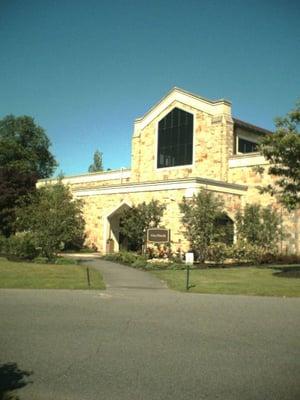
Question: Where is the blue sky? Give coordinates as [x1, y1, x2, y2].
[0, 0, 299, 176]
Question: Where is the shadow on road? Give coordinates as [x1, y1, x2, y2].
[0, 363, 33, 400]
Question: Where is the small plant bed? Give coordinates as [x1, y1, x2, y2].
[0, 257, 105, 289]
[102, 252, 185, 270]
[151, 265, 300, 297]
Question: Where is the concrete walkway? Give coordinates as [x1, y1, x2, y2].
[83, 258, 167, 290]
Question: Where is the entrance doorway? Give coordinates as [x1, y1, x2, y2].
[104, 202, 131, 253]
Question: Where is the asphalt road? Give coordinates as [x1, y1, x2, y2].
[0, 259, 299, 400]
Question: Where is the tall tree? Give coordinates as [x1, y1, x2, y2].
[0, 115, 57, 236]
[0, 115, 57, 178]
[88, 149, 103, 172]
[119, 200, 166, 251]
[0, 168, 37, 237]
[16, 182, 85, 259]
[179, 190, 232, 262]
[256, 102, 300, 211]
[235, 204, 282, 251]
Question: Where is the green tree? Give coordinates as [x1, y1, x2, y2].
[256, 102, 300, 211]
[235, 204, 282, 250]
[0, 169, 37, 237]
[119, 200, 166, 251]
[16, 182, 85, 259]
[88, 149, 103, 172]
[0, 115, 57, 178]
[0, 115, 57, 236]
[179, 190, 232, 262]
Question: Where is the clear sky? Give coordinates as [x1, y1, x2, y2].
[0, 0, 299, 176]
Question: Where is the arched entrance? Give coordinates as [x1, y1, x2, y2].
[104, 202, 131, 254]
[215, 213, 234, 244]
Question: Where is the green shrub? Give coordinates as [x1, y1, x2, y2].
[102, 251, 145, 266]
[272, 253, 300, 264]
[0, 235, 7, 255]
[231, 242, 277, 265]
[132, 258, 148, 269]
[207, 242, 229, 265]
[169, 254, 184, 264]
[235, 204, 283, 250]
[145, 261, 172, 270]
[5, 233, 39, 260]
[179, 190, 233, 262]
[15, 182, 85, 260]
[54, 257, 78, 265]
[145, 262, 188, 271]
[119, 251, 139, 265]
[102, 253, 119, 262]
[102, 252, 199, 271]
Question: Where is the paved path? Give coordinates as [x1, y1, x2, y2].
[85, 258, 167, 290]
[0, 259, 299, 400]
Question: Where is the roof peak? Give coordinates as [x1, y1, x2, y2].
[168, 86, 231, 105]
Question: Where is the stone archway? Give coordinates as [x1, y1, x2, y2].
[215, 213, 235, 244]
[103, 201, 131, 254]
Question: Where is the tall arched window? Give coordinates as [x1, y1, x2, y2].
[157, 108, 193, 168]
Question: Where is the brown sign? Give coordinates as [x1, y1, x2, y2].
[147, 228, 170, 243]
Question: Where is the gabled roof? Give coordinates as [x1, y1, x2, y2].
[135, 87, 231, 121]
[133, 87, 273, 138]
[133, 87, 232, 136]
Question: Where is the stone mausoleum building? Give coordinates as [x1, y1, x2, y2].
[38, 88, 299, 254]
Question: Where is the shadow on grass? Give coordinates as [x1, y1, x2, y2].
[0, 363, 33, 400]
[272, 266, 300, 278]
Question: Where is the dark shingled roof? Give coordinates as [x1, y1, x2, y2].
[233, 118, 273, 136]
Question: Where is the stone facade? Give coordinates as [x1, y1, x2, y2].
[38, 87, 299, 254]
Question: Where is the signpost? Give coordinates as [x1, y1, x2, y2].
[185, 252, 194, 291]
[145, 228, 170, 256]
[147, 228, 170, 243]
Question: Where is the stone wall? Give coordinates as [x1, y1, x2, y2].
[228, 155, 300, 254]
[131, 100, 233, 184]
[76, 187, 242, 254]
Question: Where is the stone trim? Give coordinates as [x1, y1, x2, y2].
[229, 155, 268, 168]
[74, 177, 247, 197]
[37, 169, 131, 187]
[133, 87, 232, 136]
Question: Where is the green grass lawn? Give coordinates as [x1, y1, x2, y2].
[0, 257, 105, 289]
[152, 265, 300, 297]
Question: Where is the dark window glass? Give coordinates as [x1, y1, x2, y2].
[238, 138, 258, 153]
[157, 108, 193, 168]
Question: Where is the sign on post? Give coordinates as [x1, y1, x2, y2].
[185, 252, 194, 265]
[147, 228, 170, 243]
[185, 252, 194, 291]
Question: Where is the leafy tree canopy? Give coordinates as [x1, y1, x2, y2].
[179, 190, 233, 261]
[88, 149, 103, 172]
[0, 115, 57, 236]
[235, 203, 283, 250]
[15, 182, 85, 259]
[0, 115, 57, 178]
[119, 200, 166, 251]
[256, 102, 300, 211]
[0, 168, 37, 237]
